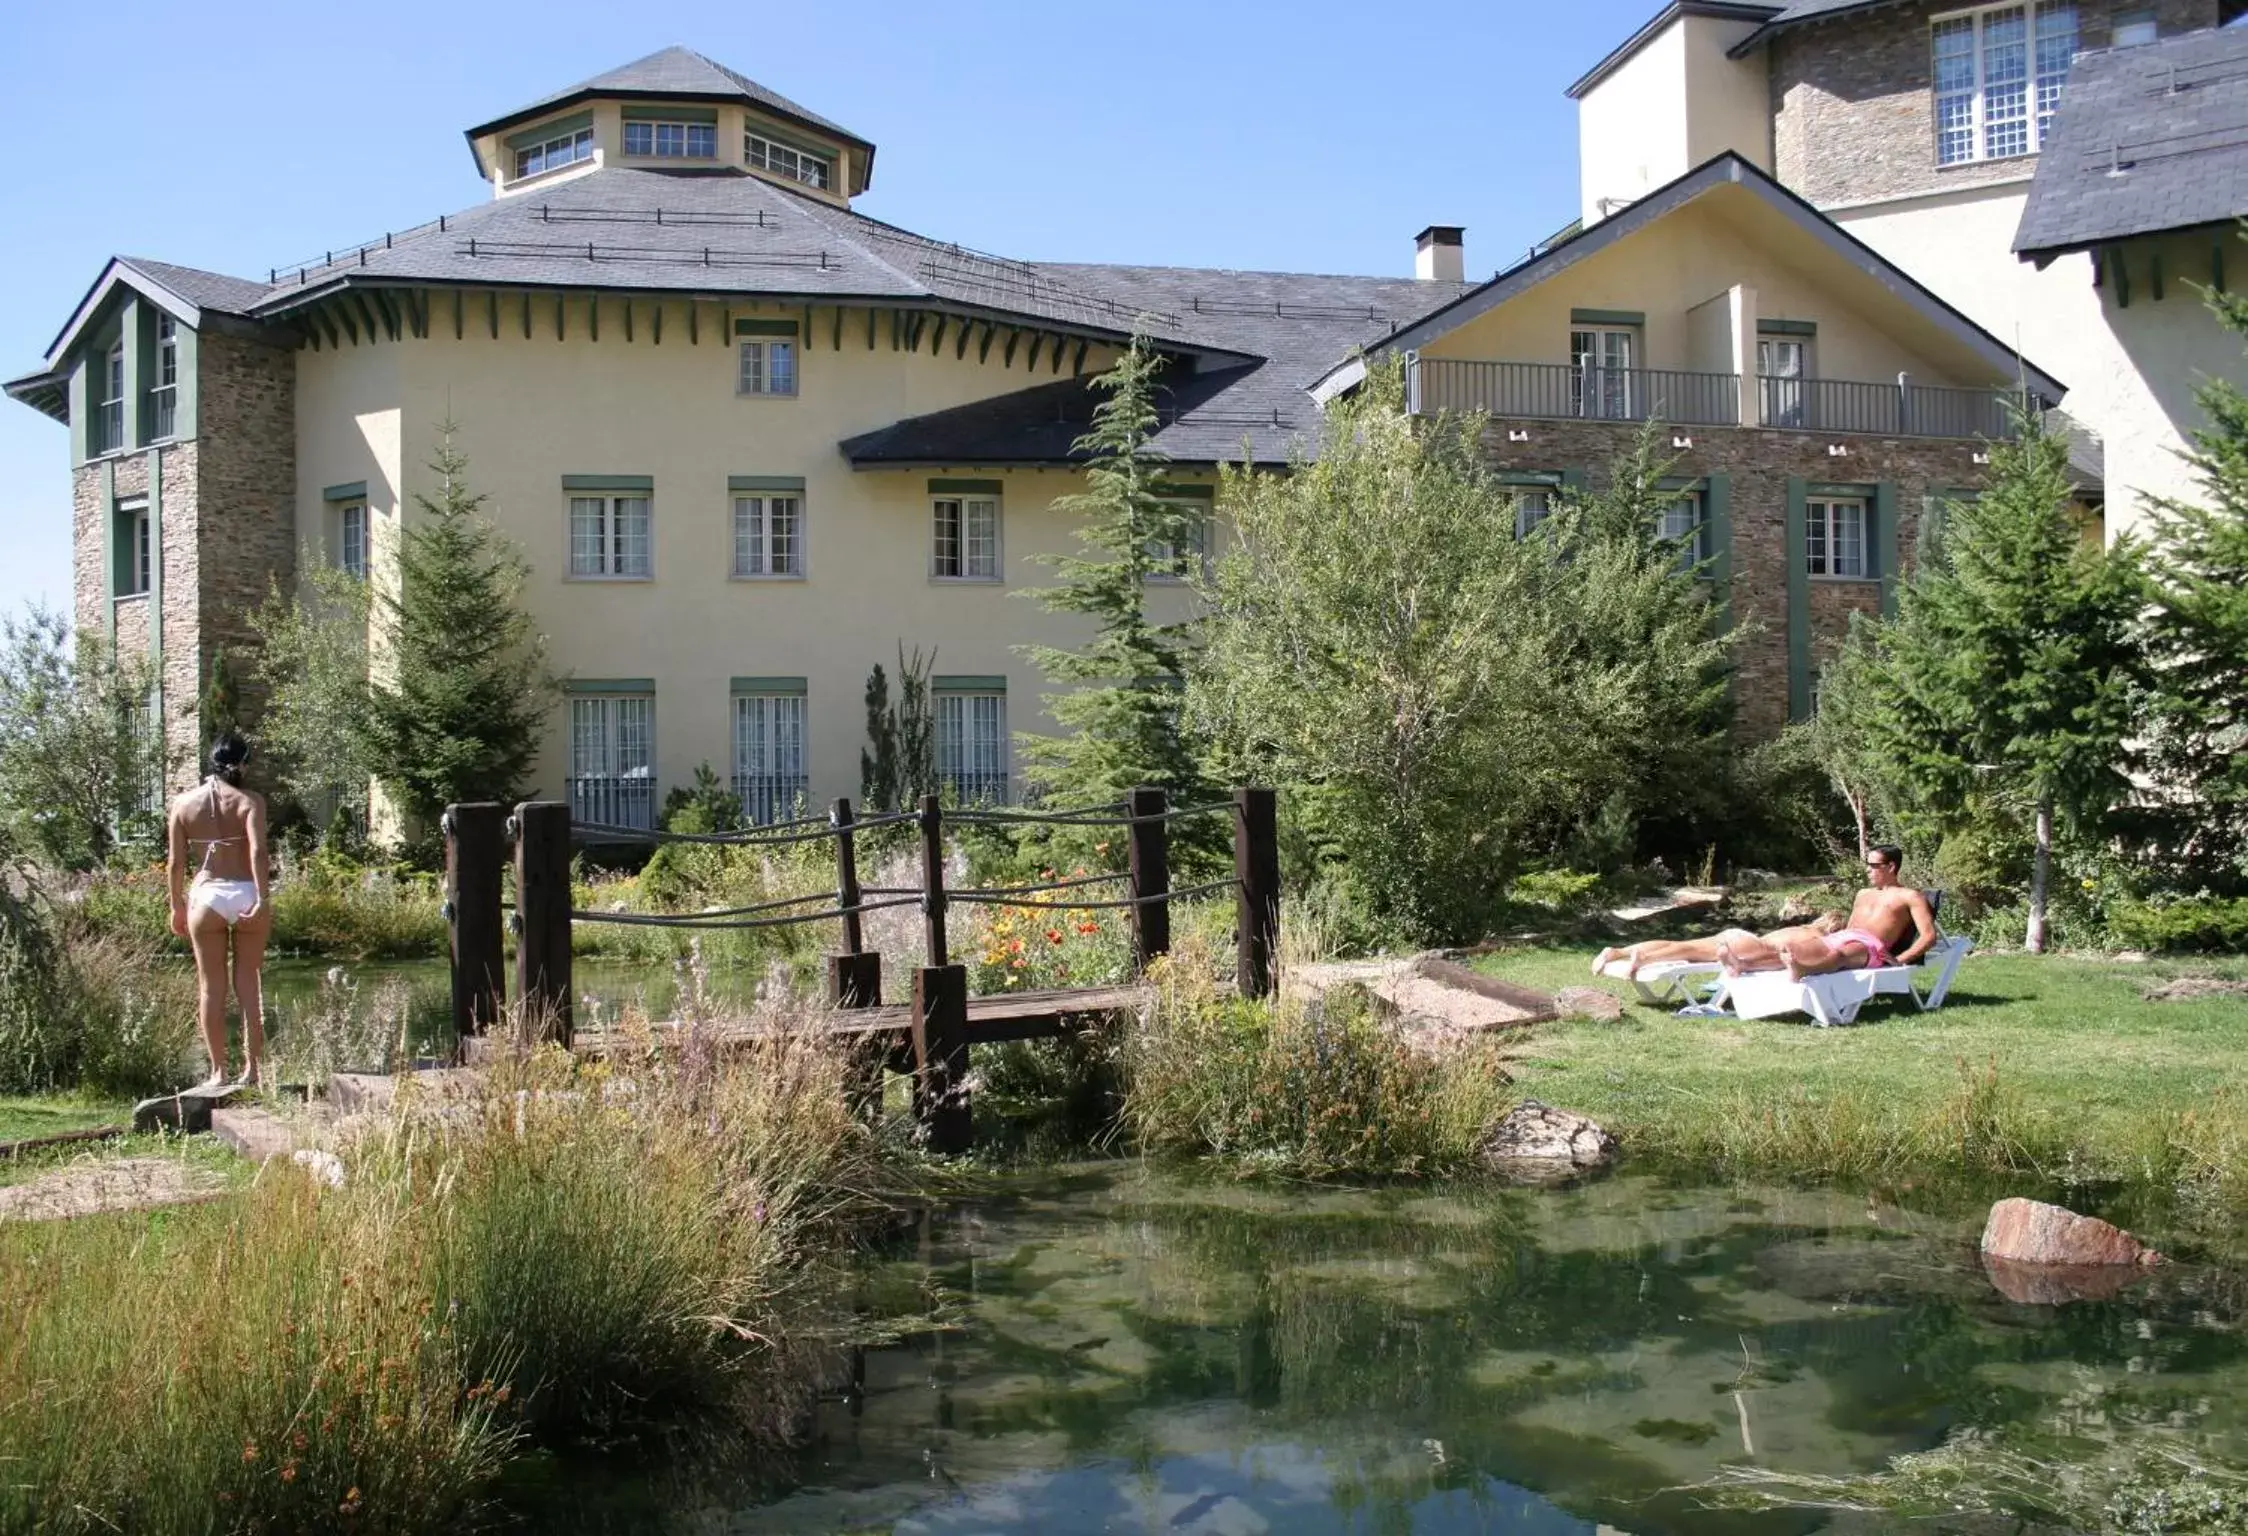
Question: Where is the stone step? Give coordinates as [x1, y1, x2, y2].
[131, 1083, 250, 1134]
[209, 1104, 303, 1163]
[328, 1068, 485, 1119]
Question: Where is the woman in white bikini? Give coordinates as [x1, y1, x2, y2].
[166, 732, 272, 1088]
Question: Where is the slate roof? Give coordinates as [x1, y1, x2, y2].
[843, 265, 1470, 466]
[1726, 0, 1902, 54]
[1568, 2, 1781, 98]
[465, 46, 869, 151]
[2015, 27, 2248, 258]
[115, 256, 271, 317]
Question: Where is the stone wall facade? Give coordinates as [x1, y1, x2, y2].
[67, 327, 296, 794]
[1479, 418, 1989, 740]
[1770, 0, 2217, 209]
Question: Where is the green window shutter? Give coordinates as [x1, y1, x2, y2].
[174, 322, 198, 442]
[1874, 482, 1900, 616]
[622, 105, 719, 124]
[1786, 476, 1811, 723]
[933, 675, 1006, 693]
[504, 110, 593, 151]
[1559, 468, 1587, 496]
[561, 474, 654, 492]
[730, 676, 807, 695]
[1704, 472, 1733, 630]
[322, 480, 368, 503]
[562, 678, 657, 695]
[727, 475, 806, 492]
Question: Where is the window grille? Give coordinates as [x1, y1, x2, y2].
[932, 496, 1000, 579]
[338, 503, 367, 581]
[1806, 498, 1869, 578]
[568, 495, 653, 577]
[936, 691, 1008, 805]
[1146, 501, 1210, 580]
[1934, 3, 2077, 166]
[731, 692, 808, 825]
[513, 125, 594, 179]
[624, 120, 715, 157]
[1512, 489, 1553, 539]
[732, 494, 803, 576]
[147, 315, 178, 440]
[746, 133, 832, 190]
[737, 339, 798, 396]
[568, 694, 655, 828]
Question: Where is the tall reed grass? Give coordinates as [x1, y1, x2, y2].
[0, 1005, 919, 1532]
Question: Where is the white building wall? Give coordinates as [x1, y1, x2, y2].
[1577, 13, 1769, 228]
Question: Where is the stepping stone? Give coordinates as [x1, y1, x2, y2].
[209, 1105, 302, 1164]
[131, 1083, 250, 1134]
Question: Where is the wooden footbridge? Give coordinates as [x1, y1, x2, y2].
[440, 787, 1280, 1151]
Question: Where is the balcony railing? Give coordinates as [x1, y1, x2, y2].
[94, 398, 124, 455]
[1409, 358, 2026, 440]
[1760, 375, 2023, 438]
[569, 773, 654, 831]
[1412, 359, 1740, 426]
[733, 772, 809, 827]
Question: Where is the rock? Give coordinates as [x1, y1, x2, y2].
[2142, 976, 2248, 1003]
[1553, 986, 1625, 1021]
[1982, 1253, 2151, 1306]
[1980, 1197, 2161, 1268]
[1481, 1100, 1619, 1172]
[290, 1148, 348, 1189]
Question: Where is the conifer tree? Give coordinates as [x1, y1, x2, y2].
[2138, 284, 2248, 892]
[1019, 337, 1214, 824]
[1853, 412, 2139, 951]
[365, 428, 554, 825]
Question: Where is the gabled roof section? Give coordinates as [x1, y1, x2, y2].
[1726, 0, 1901, 55]
[2015, 27, 2248, 260]
[466, 46, 872, 158]
[1568, 1, 1780, 99]
[1333, 151, 2067, 403]
[39, 255, 267, 368]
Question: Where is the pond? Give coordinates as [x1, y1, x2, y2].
[505, 1163, 2248, 1535]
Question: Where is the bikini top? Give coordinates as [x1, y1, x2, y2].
[193, 778, 247, 875]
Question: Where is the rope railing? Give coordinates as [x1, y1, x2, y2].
[949, 877, 1239, 913]
[566, 895, 925, 932]
[569, 808, 917, 846]
[945, 798, 1238, 828]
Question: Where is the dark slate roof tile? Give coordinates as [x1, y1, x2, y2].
[2017, 27, 2248, 255]
[116, 256, 269, 317]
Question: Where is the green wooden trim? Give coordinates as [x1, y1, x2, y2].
[733, 318, 799, 337]
[1705, 472, 1733, 628]
[1559, 468, 1587, 494]
[1874, 482, 1899, 611]
[933, 675, 1007, 693]
[67, 359, 89, 467]
[322, 480, 368, 503]
[98, 461, 116, 640]
[562, 677, 656, 695]
[146, 451, 163, 672]
[561, 474, 653, 492]
[1786, 477, 1810, 724]
[1756, 317, 1818, 336]
[1807, 482, 1876, 497]
[1569, 308, 1644, 327]
[1151, 481, 1215, 499]
[727, 474, 806, 492]
[929, 478, 1002, 495]
[118, 297, 145, 453]
[730, 676, 807, 695]
[1494, 470, 1565, 487]
[504, 110, 592, 150]
[621, 104, 719, 123]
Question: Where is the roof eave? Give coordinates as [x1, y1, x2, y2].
[43, 259, 206, 367]
[3, 368, 69, 424]
[2015, 216, 2240, 267]
[1569, 0, 1781, 98]
[1726, 0, 1901, 57]
[463, 87, 875, 157]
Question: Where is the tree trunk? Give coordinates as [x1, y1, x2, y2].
[2026, 794, 2052, 955]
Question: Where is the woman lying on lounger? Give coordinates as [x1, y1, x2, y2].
[1593, 913, 1846, 981]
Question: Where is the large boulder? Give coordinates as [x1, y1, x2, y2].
[1481, 1099, 1618, 1175]
[1980, 1197, 2161, 1268]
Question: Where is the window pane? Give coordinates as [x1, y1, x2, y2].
[734, 496, 764, 575]
[965, 498, 999, 577]
[570, 698, 606, 778]
[616, 696, 652, 776]
[688, 123, 715, 156]
[570, 496, 605, 575]
[1805, 500, 1829, 575]
[617, 497, 651, 576]
[933, 498, 962, 576]
[1513, 490, 1551, 539]
[1834, 501, 1866, 577]
[770, 495, 800, 573]
[767, 341, 796, 395]
[738, 341, 764, 394]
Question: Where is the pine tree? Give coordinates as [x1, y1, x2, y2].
[2138, 283, 2248, 893]
[859, 646, 936, 811]
[1019, 337, 1214, 825]
[1854, 411, 2140, 951]
[365, 428, 554, 825]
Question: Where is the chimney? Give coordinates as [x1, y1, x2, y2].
[1415, 225, 1465, 283]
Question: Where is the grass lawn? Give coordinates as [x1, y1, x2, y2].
[0, 1095, 136, 1146]
[1470, 943, 2248, 1223]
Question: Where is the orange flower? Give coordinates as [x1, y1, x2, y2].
[1046, 929, 1064, 945]
[242, 1442, 259, 1463]
[1010, 958, 1027, 970]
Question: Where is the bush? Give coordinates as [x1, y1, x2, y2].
[0, 879, 192, 1097]
[2110, 896, 2248, 954]
[1121, 939, 1514, 1177]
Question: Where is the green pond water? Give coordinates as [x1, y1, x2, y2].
[509, 1164, 2248, 1535]
[252, 960, 2248, 1532]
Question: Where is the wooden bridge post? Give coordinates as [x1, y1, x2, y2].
[831, 797, 865, 957]
[827, 798, 884, 1117]
[513, 800, 574, 1046]
[912, 964, 971, 1153]
[444, 802, 507, 1048]
[1126, 786, 1170, 970]
[1234, 787, 1280, 1000]
[918, 792, 948, 969]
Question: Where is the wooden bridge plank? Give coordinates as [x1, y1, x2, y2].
[557, 983, 1151, 1060]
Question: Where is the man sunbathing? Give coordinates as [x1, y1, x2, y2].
[1593, 912, 1845, 980]
[1722, 845, 1938, 979]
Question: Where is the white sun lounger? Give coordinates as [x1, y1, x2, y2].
[1598, 958, 1725, 1006]
[1680, 934, 1975, 1027]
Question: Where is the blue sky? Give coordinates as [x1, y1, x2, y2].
[0, 0, 1650, 621]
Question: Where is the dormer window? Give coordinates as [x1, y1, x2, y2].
[746, 132, 832, 191]
[624, 118, 716, 158]
[514, 122, 594, 180]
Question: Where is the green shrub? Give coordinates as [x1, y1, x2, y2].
[2111, 896, 2248, 954]
[1505, 868, 1604, 915]
[1121, 940, 1513, 1177]
[0, 881, 191, 1097]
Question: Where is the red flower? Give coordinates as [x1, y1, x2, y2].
[1046, 929, 1064, 945]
